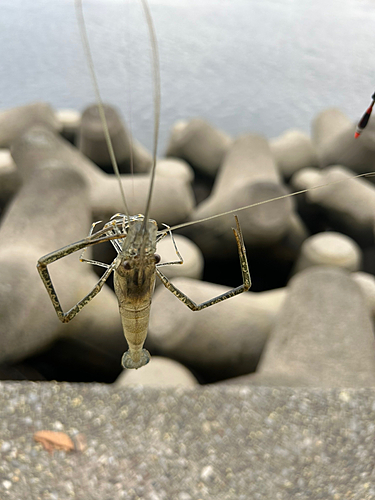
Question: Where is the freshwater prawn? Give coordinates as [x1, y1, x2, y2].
[37, 0, 251, 369]
[37, 0, 375, 370]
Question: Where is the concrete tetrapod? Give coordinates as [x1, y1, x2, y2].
[10, 125, 195, 226]
[56, 109, 82, 143]
[155, 234, 204, 285]
[352, 271, 375, 322]
[269, 128, 318, 179]
[245, 266, 375, 387]
[292, 231, 362, 275]
[165, 118, 233, 177]
[0, 102, 61, 148]
[148, 277, 287, 380]
[183, 134, 298, 258]
[312, 108, 375, 172]
[291, 165, 375, 245]
[114, 356, 198, 388]
[0, 149, 20, 211]
[0, 162, 124, 365]
[77, 104, 152, 173]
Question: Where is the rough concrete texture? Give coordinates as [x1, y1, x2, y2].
[1, 382, 375, 500]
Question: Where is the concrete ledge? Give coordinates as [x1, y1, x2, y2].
[0, 382, 374, 499]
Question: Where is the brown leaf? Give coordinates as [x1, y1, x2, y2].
[33, 430, 75, 454]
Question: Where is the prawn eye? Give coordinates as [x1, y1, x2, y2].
[123, 261, 131, 270]
[154, 254, 161, 264]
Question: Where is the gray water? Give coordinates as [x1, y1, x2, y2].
[1, 0, 375, 153]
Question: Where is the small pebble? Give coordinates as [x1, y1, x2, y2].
[200, 465, 215, 482]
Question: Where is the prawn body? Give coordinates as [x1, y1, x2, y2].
[113, 217, 159, 369]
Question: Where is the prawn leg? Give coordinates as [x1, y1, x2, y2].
[156, 216, 251, 310]
[80, 220, 124, 268]
[37, 229, 126, 323]
[80, 220, 110, 268]
[156, 224, 184, 268]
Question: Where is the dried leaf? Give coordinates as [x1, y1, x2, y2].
[33, 430, 75, 454]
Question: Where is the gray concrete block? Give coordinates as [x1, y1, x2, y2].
[312, 107, 375, 172]
[291, 165, 375, 244]
[0, 162, 124, 364]
[184, 134, 296, 257]
[270, 128, 319, 178]
[0, 149, 20, 208]
[165, 118, 233, 176]
[156, 234, 204, 284]
[1, 382, 375, 499]
[155, 157, 195, 185]
[352, 271, 375, 322]
[293, 231, 362, 274]
[10, 125, 195, 226]
[312, 107, 351, 148]
[149, 277, 286, 378]
[0, 102, 61, 148]
[77, 103, 152, 173]
[114, 356, 198, 388]
[56, 108, 81, 143]
[251, 266, 375, 387]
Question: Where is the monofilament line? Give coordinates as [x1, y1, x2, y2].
[75, 0, 130, 219]
[162, 172, 375, 234]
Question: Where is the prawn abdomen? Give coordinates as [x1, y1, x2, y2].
[114, 267, 156, 369]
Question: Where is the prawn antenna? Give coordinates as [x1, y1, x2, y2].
[139, 0, 161, 229]
[354, 91, 375, 138]
[75, 0, 130, 219]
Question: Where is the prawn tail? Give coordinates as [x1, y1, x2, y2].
[121, 349, 151, 370]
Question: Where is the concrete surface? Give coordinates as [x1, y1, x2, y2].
[0, 382, 375, 499]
